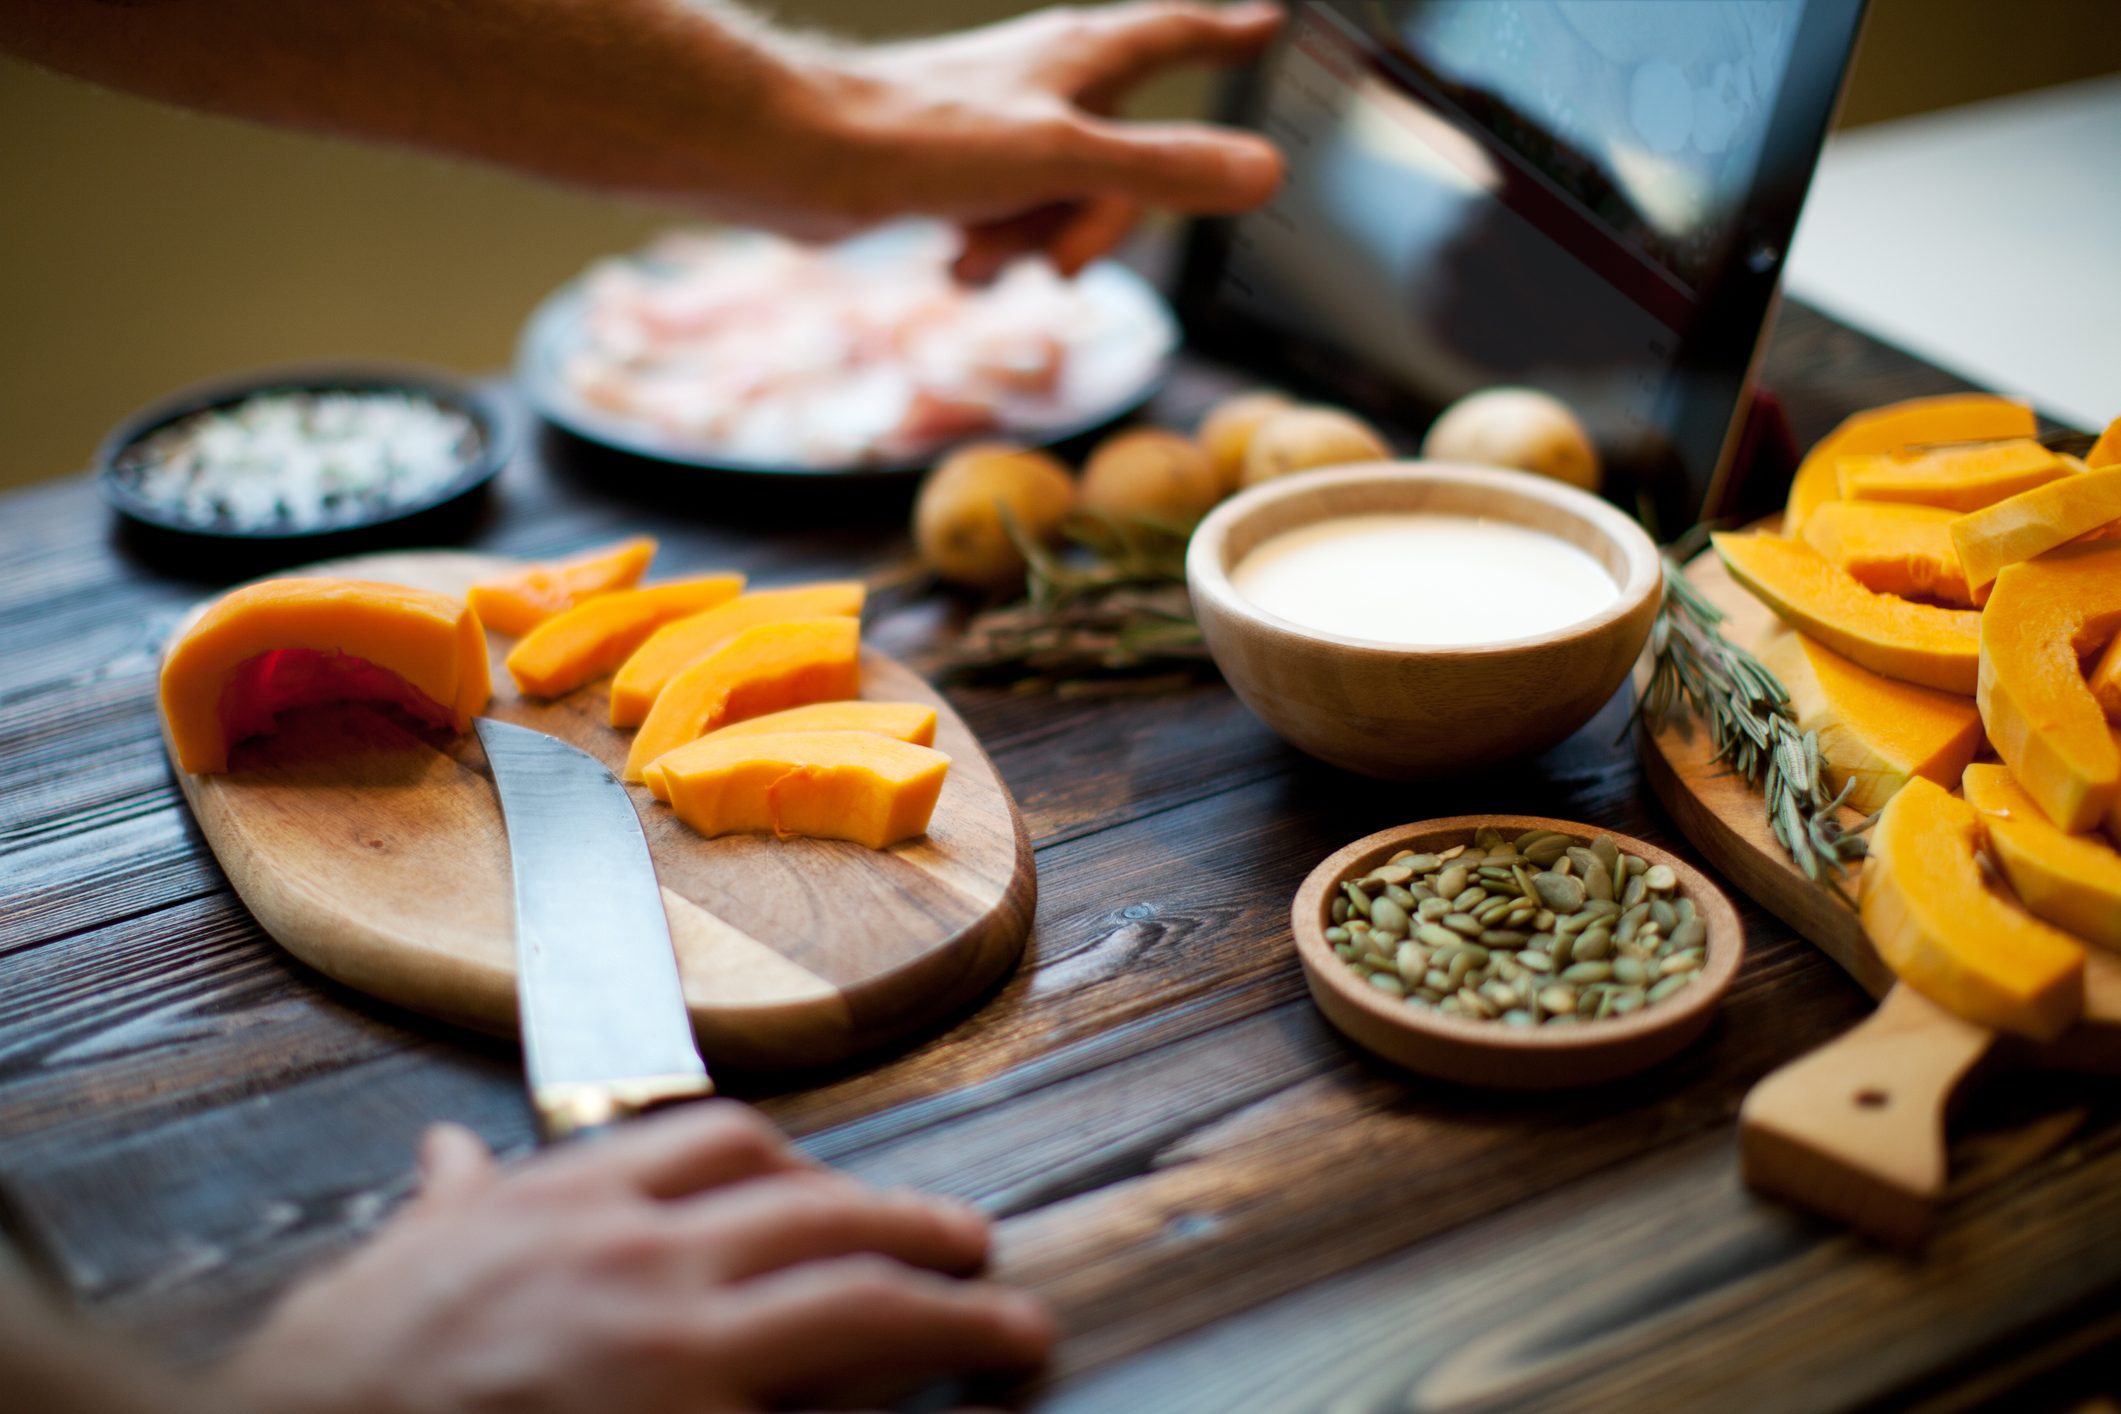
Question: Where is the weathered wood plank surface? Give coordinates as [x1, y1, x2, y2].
[2, 304, 2116, 1407]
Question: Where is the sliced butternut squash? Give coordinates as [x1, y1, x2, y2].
[625, 618, 861, 783]
[2089, 637, 2121, 721]
[1860, 777, 2083, 1041]
[1951, 467, 2121, 598]
[1838, 439, 2067, 513]
[467, 537, 656, 637]
[505, 575, 744, 698]
[2087, 416, 2121, 470]
[1963, 763, 2121, 951]
[656, 731, 950, 849]
[161, 578, 490, 774]
[1712, 533, 1980, 693]
[609, 582, 865, 727]
[1782, 394, 2036, 537]
[640, 699, 939, 800]
[1756, 629, 1982, 813]
[1797, 500, 1977, 606]
[1978, 542, 2121, 832]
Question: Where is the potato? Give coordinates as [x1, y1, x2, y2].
[1422, 387, 1600, 491]
[1198, 390, 1292, 495]
[1079, 427, 1222, 526]
[913, 443, 1075, 592]
[1240, 405, 1391, 488]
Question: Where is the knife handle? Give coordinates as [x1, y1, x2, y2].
[536, 1073, 717, 1143]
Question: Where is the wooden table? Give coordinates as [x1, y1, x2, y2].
[3, 303, 2118, 1411]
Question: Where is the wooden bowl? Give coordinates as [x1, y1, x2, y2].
[1186, 461, 1662, 779]
[1293, 815, 1743, 1088]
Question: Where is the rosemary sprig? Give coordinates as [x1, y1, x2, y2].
[1634, 525, 1872, 889]
[940, 511, 1215, 695]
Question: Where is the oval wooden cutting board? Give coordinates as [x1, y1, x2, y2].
[162, 551, 1035, 1071]
[1635, 532, 1895, 998]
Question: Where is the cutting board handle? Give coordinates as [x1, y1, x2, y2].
[1740, 984, 1996, 1246]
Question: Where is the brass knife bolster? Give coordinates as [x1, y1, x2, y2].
[535, 1073, 717, 1141]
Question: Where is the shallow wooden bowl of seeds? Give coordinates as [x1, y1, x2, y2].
[1293, 815, 1743, 1088]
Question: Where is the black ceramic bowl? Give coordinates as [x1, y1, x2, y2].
[98, 364, 513, 573]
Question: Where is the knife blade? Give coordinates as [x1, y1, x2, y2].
[475, 718, 712, 1140]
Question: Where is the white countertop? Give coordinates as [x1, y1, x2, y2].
[1784, 75, 2121, 431]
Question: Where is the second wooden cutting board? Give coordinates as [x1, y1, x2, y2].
[162, 550, 1036, 1072]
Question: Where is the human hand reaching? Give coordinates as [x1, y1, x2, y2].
[784, 0, 1287, 280]
[210, 1104, 1051, 1414]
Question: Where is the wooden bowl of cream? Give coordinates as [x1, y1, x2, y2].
[1186, 462, 1662, 780]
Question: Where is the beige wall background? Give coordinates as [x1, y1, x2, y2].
[3, 0, 2116, 490]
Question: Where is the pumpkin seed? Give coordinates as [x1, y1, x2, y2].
[1562, 961, 1612, 984]
[1519, 950, 1555, 973]
[1573, 928, 1612, 962]
[1418, 897, 1452, 922]
[1591, 835, 1620, 877]
[1444, 913, 1483, 937]
[1675, 897, 1697, 923]
[1436, 864, 1470, 898]
[1621, 853, 1647, 879]
[1662, 950, 1706, 976]
[1334, 943, 1357, 961]
[1503, 1009, 1537, 1027]
[1533, 872, 1586, 912]
[1611, 956, 1648, 987]
[1524, 834, 1572, 866]
[1325, 927, 1350, 946]
[1369, 972, 1407, 997]
[1621, 874, 1647, 909]
[1539, 984, 1577, 1015]
[1331, 897, 1349, 924]
[1475, 826, 1505, 849]
[1397, 945, 1428, 987]
[1345, 883, 1372, 918]
[1370, 863, 1415, 887]
[1645, 864, 1677, 893]
[1648, 974, 1693, 1003]
[1583, 859, 1614, 902]
[1369, 897, 1411, 935]
[1384, 884, 1418, 911]
[1670, 918, 1707, 953]
[1459, 987, 1498, 1019]
[1452, 886, 1487, 911]
[1649, 898, 1677, 932]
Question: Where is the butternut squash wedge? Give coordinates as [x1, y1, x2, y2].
[1838, 439, 2067, 513]
[656, 731, 950, 849]
[609, 582, 866, 727]
[2087, 416, 2121, 470]
[1782, 394, 2035, 537]
[1712, 532, 1980, 693]
[161, 578, 490, 774]
[467, 537, 656, 637]
[625, 618, 861, 783]
[1756, 629, 1982, 814]
[640, 699, 938, 800]
[1963, 763, 2121, 951]
[1797, 500, 1977, 606]
[505, 575, 744, 697]
[2088, 636, 2121, 722]
[1860, 777, 2083, 1041]
[1978, 542, 2121, 832]
[1951, 467, 2121, 598]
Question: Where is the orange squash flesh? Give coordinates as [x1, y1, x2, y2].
[1977, 542, 2121, 832]
[1756, 629, 1982, 814]
[2089, 637, 2121, 721]
[624, 618, 861, 783]
[468, 537, 657, 637]
[161, 578, 490, 774]
[1951, 467, 2121, 598]
[655, 731, 950, 849]
[1838, 439, 2068, 513]
[505, 575, 745, 698]
[1782, 394, 2036, 537]
[641, 700, 938, 799]
[1713, 532, 1981, 693]
[1860, 777, 2083, 1041]
[609, 582, 866, 727]
[1797, 500, 1977, 606]
[1963, 763, 2121, 951]
[2087, 416, 2121, 470]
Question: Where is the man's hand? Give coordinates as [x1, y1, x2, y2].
[791, 1, 1285, 280]
[210, 1105, 1052, 1414]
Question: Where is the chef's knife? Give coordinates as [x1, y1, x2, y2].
[475, 718, 712, 1140]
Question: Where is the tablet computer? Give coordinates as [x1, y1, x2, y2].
[1176, 0, 1867, 533]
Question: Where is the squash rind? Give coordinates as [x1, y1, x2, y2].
[1860, 777, 2083, 1041]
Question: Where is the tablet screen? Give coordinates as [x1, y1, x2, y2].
[1179, 0, 1864, 531]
